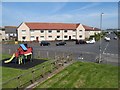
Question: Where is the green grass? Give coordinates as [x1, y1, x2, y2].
[35, 62, 118, 88]
[1, 54, 55, 88]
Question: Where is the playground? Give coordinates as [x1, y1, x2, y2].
[1, 43, 48, 69]
[2, 58, 46, 69]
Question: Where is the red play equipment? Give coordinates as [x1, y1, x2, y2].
[4, 44, 33, 64]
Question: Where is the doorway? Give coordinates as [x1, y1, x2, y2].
[69, 36, 71, 40]
[36, 37, 39, 41]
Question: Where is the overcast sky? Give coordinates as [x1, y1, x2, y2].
[1, 2, 118, 29]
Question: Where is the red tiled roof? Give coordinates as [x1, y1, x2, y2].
[83, 25, 100, 31]
[25, 22, 80, 30]
[5, 26, 17, 28]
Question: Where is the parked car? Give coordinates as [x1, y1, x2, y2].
[56, 41, 66, 46]
[75, 40, 86, 44]
[86, 38, 95, 44]
[79, 40, 86, 44]
[40, 41, 50, 46]
[113, 36, 118, 40]
[104, 37, 110, 41]
[86, 40, 95, 44]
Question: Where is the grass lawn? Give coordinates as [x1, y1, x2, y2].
[35, 61, 118, 88]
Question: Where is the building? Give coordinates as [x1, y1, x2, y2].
[4, 26, 17, 40]
[83, 25, 101, 38]
[17, 22, 100, 41]
[0, 27, 5, 41]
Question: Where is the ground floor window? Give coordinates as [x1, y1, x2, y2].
[57, 36, 60, 38]
[73, 35, 76, 37]
[48, 36, 52, 38]
[79, 35, 82, 38]
[64, 35, 67, 38]
[30, 36, 35, 41]
[22, 36, 26, 41]
[40, 36, 44, 38]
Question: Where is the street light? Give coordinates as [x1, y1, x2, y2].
[99, 13, 104, 63]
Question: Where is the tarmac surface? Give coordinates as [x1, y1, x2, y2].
[1, 58, 47, 69]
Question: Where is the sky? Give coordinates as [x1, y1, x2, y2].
[1, 2, 118, 29]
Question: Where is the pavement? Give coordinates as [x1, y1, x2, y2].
[2, 33, 119, 66]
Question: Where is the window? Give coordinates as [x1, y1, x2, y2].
[40, 36, 44, 38]
[22, 30, 26, 34]
[79, 30, 82, 31]
[22, 36, 26, 41]
[22, 36, 26, 39]
[64, 35, 67, 38]
[57, 30, 60, 33]
[79, 35, 82, 38]
[30, 30, 34, 33]
[73, 35, 76, 37]
[30, 36, 35, 41]
[48, 36, 52, 38]
[57, 36, 60, 38]
[40, 30, 44, 33]
[48, 30, 52, 33]
[64, 30, 67, 33]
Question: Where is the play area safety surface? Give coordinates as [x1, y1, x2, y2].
[1, 58, 47, 69]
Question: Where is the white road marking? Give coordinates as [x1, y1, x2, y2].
[103, 42, 109, 54]
[103, 53, 118, 56]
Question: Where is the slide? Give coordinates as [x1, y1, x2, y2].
[4, 53, 15, 63]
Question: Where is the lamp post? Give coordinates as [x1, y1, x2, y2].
[99, 13, 104, 63]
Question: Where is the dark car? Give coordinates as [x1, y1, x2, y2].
[56, 41, 66, 46]
[40, 41, 50, 46]
[75, 40, 86, 44]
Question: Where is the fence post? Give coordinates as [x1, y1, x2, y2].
[8, 49, 11, 54]
[38, 51, 40, 58]
[47, 51, 49, 59]
[54, 52, 56, 59]
[17, 76, 21, 89]
[32, 69, 35, 83]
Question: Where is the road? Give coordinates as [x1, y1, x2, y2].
[2, 33, 119, 65]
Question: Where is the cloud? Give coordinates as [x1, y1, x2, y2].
[67, 3, 101, 13]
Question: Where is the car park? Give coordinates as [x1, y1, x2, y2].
[40, 41, 50, 46]
[56, 41, 66, 46]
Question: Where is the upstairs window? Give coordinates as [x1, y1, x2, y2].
[40, 30, 44, 33]
[57, 30, 60, 33]
[48, 30, 52, 33]
[64, 30, 67, 33]
[30, 30, 34, 33]
[22, 30, 26, 34]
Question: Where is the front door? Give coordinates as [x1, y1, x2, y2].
[69, 36, 71, 40]
[36, 37, 39, 41]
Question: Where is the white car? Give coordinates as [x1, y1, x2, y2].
[104, 37, 110, 41]
[86, 39, 95, 44]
